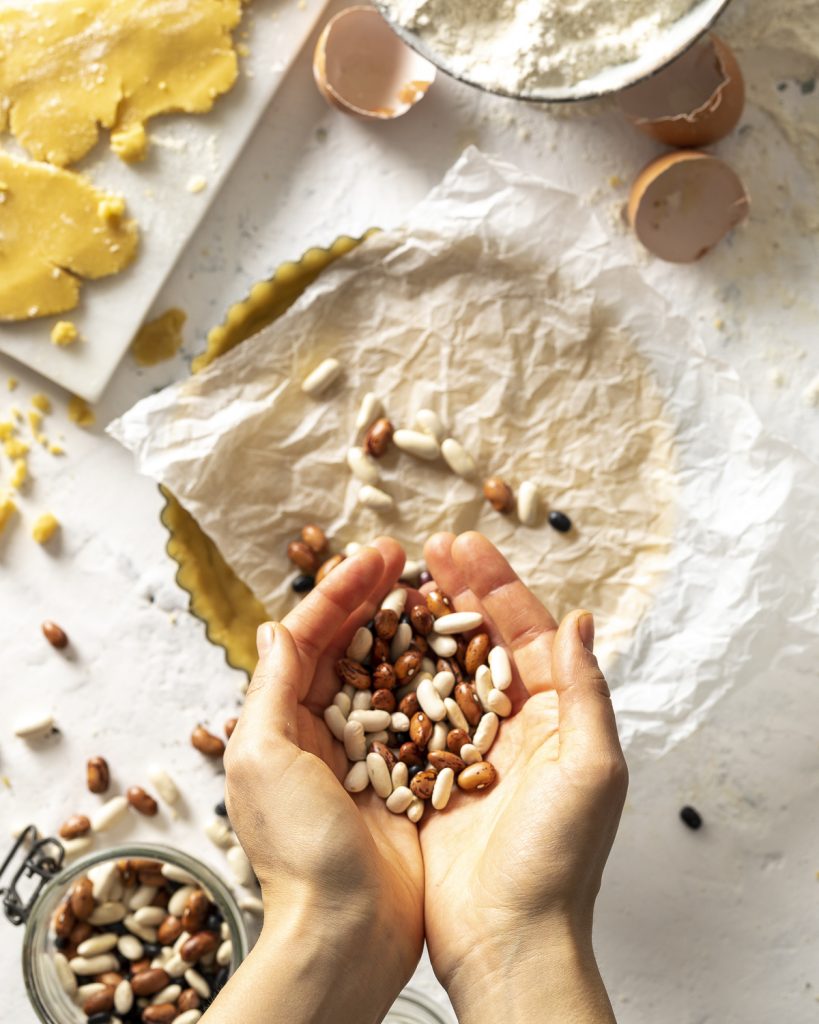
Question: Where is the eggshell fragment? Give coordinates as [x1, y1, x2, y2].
[619, 35, 744, 148]
[313, 6, 436, 120]
[628, 151, 749, 263]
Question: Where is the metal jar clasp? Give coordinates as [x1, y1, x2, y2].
[0, 826, 64, 926]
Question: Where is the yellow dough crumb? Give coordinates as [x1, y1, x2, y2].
[186, 175, 208, 194]
[51, 320, 79, 346]
[0, 0, 242, 167]
[0, 494, 16, 534]
[49, 443, 65, 456]
[0, 421, 14, 440]
[7, 378, 18, 391]
[32, 512, 60, 544]
[68, 395, 95, 428]
[4, 437, 29, 458]
[28, 409, 42, 432]
[10, 406, 22, 421]
[0, 152, 140, 322]
[110, 123, 149, 164]
[131, 308, 187, 366]
[98, 195, 127, 225]
[31, 393, 51, 413]
[10, 458, 27, 489]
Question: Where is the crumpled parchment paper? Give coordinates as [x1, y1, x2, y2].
[110, 148, 819, 755]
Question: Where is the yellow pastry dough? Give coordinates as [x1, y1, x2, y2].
[131, 308, 187, 366]
[0, 152, 139, 321]
[0, 0, 242, 167]
[32, 512, 60, 544]
[51, 321, 79, 346]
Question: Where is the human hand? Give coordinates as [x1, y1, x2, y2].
[213, 539, 424, 1024]
[419, 532, 628, 1024]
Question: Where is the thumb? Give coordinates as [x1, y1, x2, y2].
[236, 622, 301, 745]
[550, 610, 622, 766]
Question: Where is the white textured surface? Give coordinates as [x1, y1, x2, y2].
[1, 1, 818, 1022]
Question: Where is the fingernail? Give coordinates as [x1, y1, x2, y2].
[577, 612, 595, 652]
[256, 622, 277, 656]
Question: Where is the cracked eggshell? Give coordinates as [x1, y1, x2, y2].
[628, 151, 749, 263]
[313, 5, 436, 120]
[619, 35, 744, 148]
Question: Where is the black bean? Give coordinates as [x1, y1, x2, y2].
[213, 966, 229, 993]
[399, 612, 410, 625]
[87, 1014, 112, 1024]
[54, 935, 69, 950]
[214, 800, 228, 817]
[110, 921, 128, 936]
[392, 731, 410, 747]
[679, 805, 703, 830]
[206, 908, 223, 932]
[366, 619, 375, 632]
[292, 574, 315, 594]
[407, 764, 423, 782]
[142, 942, 160, 958]
[418, 571, 432, 585]
[548, 510, 572, 533]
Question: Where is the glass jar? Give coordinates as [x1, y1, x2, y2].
[2, 831, 247, 1024]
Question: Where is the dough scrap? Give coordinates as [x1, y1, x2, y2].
[0, 152, 139, 321]
[131, 308, 187, 366]
[0, 0, 242, 167]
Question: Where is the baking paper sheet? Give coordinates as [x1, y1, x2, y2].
[110, 148, 819, 756]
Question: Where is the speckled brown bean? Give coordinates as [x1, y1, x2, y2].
[287, 540, 318, 574]
[301, 524, 327, 553]
[371, 638, 391, 665]
[127, 786, 158, 816]
[457, 761, 497, 791]
[364, 417, 393, 458]
[96, 972, 123, 987]
[130, 968, 171, 997]
[394, 650, 422, 682]
[151, 888, 170, 910]
[454, 683, 482, 728]
[410, 769, 438, 800]
[371, 688, 397, 713]
[53, 900, 75, 938]
[224, 717, 238, 739]
[86, 756, 110, 794]
[316, 554, 344, 584]
[369, 741, 396, 772]
[455, 637, 469, 672]
[409, 605, 434, 636]
[437, 657, 463, 684]
[373, 609, 399, 640]
[82, 988, 114, 1015]
[428, 751, 466, 773]
[465, 633, 491, 675]
[398, 692, 420, 718]
[70, 877, 94, 921]
[409, 634, 429, 657]
[426, 590, 452, 618]
[399, 742, 425, 768]
[409, 712, 433, 748]
[130, 959, 151, 975]
[69, 921, 94, 947]
[191, 726, 225, 757]
[138, 868, 166, 887]
[41, 620, 69, 648]
[446, 728, 470, 755]
[181, 890, 209, 933]
[157, 915, 183, 946]
[483, 477, 514, 513]
[177, 989, 201, 1013]
[180, 930, 218, 964]
[372, 663, 397, 690]
[142, 1005, 177, 1024]
[335, 658, 371, 690]
[59, 814, 91, 839]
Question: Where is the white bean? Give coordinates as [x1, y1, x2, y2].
[173, 930, 192, 952]
[134, 906, 166, 926]
[386, 786, 414, 813]
[407, 798, 425, 823]
[432, 767, 455, 810]
[216, 939, 233, 966]
[475, 664, 493, 711]
[347, 447, 380, 484]
[220, 922, 231, 940]
[148, 767, 180, 806]
[128, 884, 157, 910]
[348, 709, 391, 731]
[433, 611, 483, 635]
[175, 1011, 203, 1024]
[488, 688, 513, 718]
[341, 683, 356, 701]
[517, 480, 539, 525]
[238, 895, 265, 916]
[380, 588, 407, 615]
[185, 969, 211, 998]
[124, 914, 157, 943]
[414, 408, 446, 441]
[343, 760, 370, 793]
[69, 954, 119, 975]
[421, 657, 437, 676]
[432, 670, 455, 699]
[91, 795, 129, 833]
[346, 626, 373, 662]
[117, 935, 144, 960]
[366, 752, 392, 799]
[428, 632, 458, 657]
[428, 722, 448, 752]
[164, 953, 189, 977]
[323, 704, 347, 742]
[77, 982, 108, 1000]
[392, 428, 439, 460]
[13, 712, 55, 738]
[114, 979, 133, 1014]
[441, 437, 476, 478]
[401, 558, 425, 582]
[352, 689, 372, 711]
[168, 885, 197, 918]
[355, 391, 383, 431]
[227, 845, 253, 887]
[161, 863, 199, 886]
[367, 730, 389, 746]
[53, 952, 77, 997]
[343, 720, 366, 762]
[416, 678, 447, 721]
[488, 646, 513, 690]
[460, 743, 482, 765]
[390, 712, 410, 733]
[473, 712, 499, 755]
[333, 691, 352, 717]
[301, 357, 341, 395]
[87, 901, 126, 925]
[77, 932, 118, 956]
[359, 484, 394, 510]
[391, 761, 408, 790]
[88, 861, 119, 902]
[390, 622, 412, 661]
[343, 541, 363, 558]
[152, 984, 182, 1005]
[444, 697, 470, 733]
[204, 816, 234, 849]
[62, 835, 93, 859]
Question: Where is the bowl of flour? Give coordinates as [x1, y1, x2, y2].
[375, 0, 734, 101]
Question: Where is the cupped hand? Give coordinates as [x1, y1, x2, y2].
[223, 539, 424, 1021]
[419, 532, 628, 1022]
